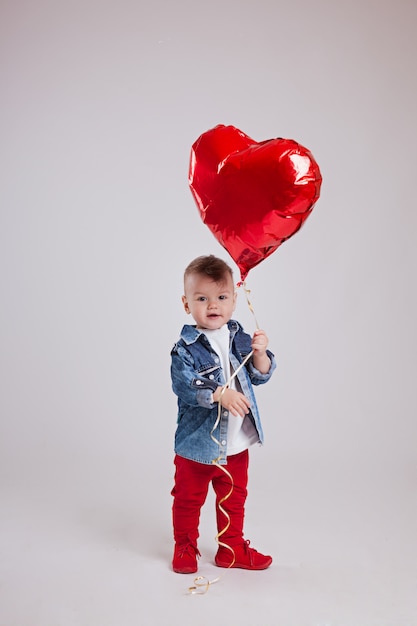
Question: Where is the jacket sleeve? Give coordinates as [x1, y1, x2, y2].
[245, 349, 277, 385]
[171, 343, 219, 409]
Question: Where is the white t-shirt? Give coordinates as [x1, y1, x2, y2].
[202, 325, 258, 456]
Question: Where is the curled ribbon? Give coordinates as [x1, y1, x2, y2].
[238, 281, 260, 330]
[188, 282, 259, 595]
[188, 575, 220, 595]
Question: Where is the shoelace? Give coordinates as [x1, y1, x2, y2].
[242, 540, 258, 565]
[177, 544, 201, 559]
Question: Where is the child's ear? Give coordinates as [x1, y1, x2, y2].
[182, 295, 190, 314]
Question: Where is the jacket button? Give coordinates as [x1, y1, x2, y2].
[209, 374, 214, 379]
[223, 410, 228, 416]
[221, 440, 226, 446]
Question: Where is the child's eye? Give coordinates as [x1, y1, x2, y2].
[197, 296, 207, 301]
[219, 295, 227, 300]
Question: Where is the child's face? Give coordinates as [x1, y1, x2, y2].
[182, 272, 236, 330]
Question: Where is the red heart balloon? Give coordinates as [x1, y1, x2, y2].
[189, 124, 322, 281]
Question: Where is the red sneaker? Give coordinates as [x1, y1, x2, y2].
[215, 540, 272, 570]
[172, 542, 201, 574]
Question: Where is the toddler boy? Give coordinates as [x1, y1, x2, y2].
[170, 255, 276, 573]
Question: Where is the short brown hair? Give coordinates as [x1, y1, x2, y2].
[184, 255, 233, 284]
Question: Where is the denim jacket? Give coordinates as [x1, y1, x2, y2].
[171, 319, 276, 465]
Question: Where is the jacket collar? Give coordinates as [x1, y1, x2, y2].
[180, 319, 240, 346]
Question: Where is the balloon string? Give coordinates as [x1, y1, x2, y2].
[237, 281, 260, 330]
[189, 282, 258, 595]
[188, 575, 220, 595]
[188, 354, 253, 595]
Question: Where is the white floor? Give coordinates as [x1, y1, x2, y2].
[1, 458, 416, 626]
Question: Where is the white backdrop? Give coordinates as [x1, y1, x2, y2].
[1, 1, 416, 625]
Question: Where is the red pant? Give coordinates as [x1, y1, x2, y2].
[171, 449, 249, 547]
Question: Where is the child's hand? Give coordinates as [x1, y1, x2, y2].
[213, 387, 251, 418]
[251, 329, 269, 355]
[251, 329, 271, 375]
